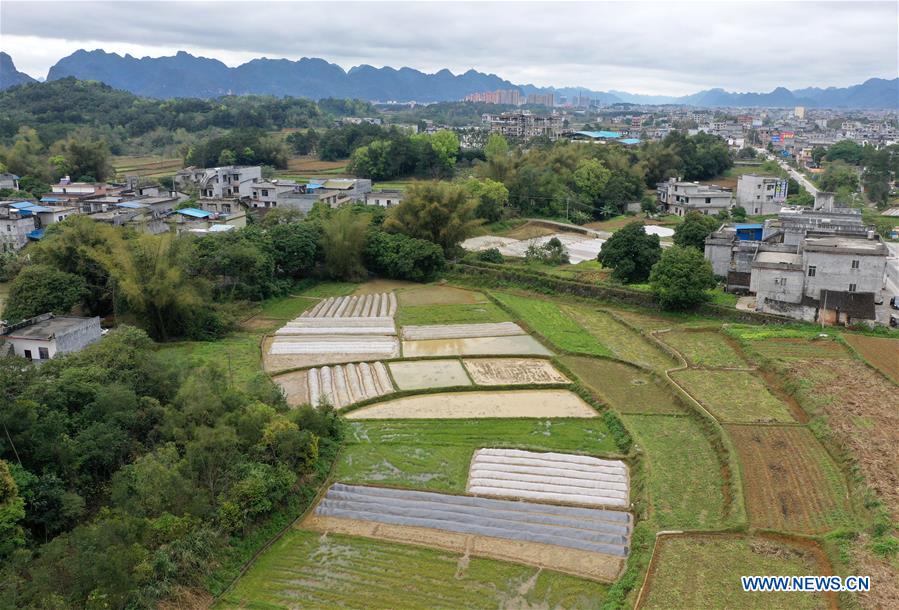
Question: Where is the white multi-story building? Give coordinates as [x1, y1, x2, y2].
[174, 166, 262, 198]
[656, 179, 733, 216]
[735, 174, 788, 216]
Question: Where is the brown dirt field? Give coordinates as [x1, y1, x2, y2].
[353, 279, 415, 295]
[286, 156, 348, 171]
[743, 338, 851, 363]
[397, 284, 486, 306]
[843, 334, 899, 384]
[726, 425, 851, 534]
[240, 316, 282, 332]
[786, 358, 899, 520]
[848, 532, 899, 610]
[463, 358, 569, 385]
[272, 370, 309, 406]
[302, 515, 625, 583]
[345, 389, 597, 419]
[501, 221, 562, 240]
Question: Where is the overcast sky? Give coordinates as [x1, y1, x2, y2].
[2, 1, 897, 96]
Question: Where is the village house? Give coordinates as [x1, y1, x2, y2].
[656, 178, 733, 216]
[1, 314, 102, 361]
[735, 174, 788, 216]
[0, 173, 20, 190]
[174, 166, 262, 199]
[364, 189, 404, 207]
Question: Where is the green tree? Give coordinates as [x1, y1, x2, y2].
[818, 161, 859, 193]
[3, 265, 87, 323]
[824, 140, 865, 165]
[673, 211, 720, 250]
[731, 206, 748, 221]
[383, 181, 482, 255]
[268, 221, 321, 279]
[321, 206, 370, 281]
[649, 245, 716, 310]
[597, 221, 662, 283]
[0, 460, 26, 558]
[363, 230, 445, 282]
[428, 130, 461, 176]
[464, 178, 509, 222]
[811, 146, 827, 164]
[484, 134, 509, 161]
[2, 127, 48, 180]
[51, 130, 112, 182]
[573, 158, 612, 206]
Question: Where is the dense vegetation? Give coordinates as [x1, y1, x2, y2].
[0, 326, 342, 607]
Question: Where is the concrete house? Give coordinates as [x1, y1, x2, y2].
[735, 174, 788, 216]
[0, 203, 36, 252]
[656, 179, 732, 216]
[365, 189, 404, 207]
[174, 166, 262, 199]
[1, 314, 102, 361]
[0, 173, 20, 190]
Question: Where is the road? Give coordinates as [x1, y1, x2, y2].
[754, 148, 819, 196]
[877, 242, 899, 325]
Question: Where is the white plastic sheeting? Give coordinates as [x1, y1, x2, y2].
[467, 448, 630, 508]
[315, 483, 631, 557]
[269, 336, 399, 355]
[301, 293, 397, 319]
[306, 361, 394, 408]
[401, 322, 525, 341]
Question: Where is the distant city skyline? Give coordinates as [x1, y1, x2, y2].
[1, 1, 897, 96]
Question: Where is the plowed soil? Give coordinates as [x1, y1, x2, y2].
[843, 334, 899, 384]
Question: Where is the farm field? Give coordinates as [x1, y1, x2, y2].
[397, 284, 488, 306]
[785, 358, 899, 518]
[110, 155, 182, 179]
[157, 332, 263, 391]
[727, 425, 850, 533]
[562, 356, 683, 415]
[738, 336, 850, 363]
[621, 414, 727, 529]
[217, 530, 608, 609]
[463, 357, 569, 385]
[396, 302, 511, 326]
[672, 369, 796, 423]
[492, 292, 613, 356]
[843, 334, 899, 383]
[388, 359, 472, 389]
[334, 418, 619, 493]
[401, 334, 551, 357]
[562, 306, 677, 370]
[345, 389, 595, 419]
[640, 535, 831, 610]
[659, 329, 747, 368]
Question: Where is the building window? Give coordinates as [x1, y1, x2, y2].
[38, 347, 49, 360]
[807, 266, 816, 277]
[262, 189, 269, 197]
[24, 349, 32, 360]
[851, 259, 859, 269]
[705, 197, 711, 203]
[849, 283, 856, 292]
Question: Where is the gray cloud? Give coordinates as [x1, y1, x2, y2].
[2, 1, 897, 95]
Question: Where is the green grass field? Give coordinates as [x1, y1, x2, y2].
[396, 302, 512, 326]
[334, 418, 617, 493]
[0, 281, 9, 314]
[642, 535, 828, 610]
[562, 306, 677, 371]
[562, 356, 683, 415]
[622, 414, 728, 529]
[660, 330, 747, 368]
[492, 293, 613, 357]
[257, 295, 320, 320]
[216, 530, 609, 609]
[157, 332, 263, 390]
[672, 369, 795, 423]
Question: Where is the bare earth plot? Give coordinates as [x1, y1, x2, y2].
[563, 356, 684, 415]
[402, 335, 552, 357]
[659, 329, 748, 368]
[739, 337, 850, 364]
[843, 334, 899, 384]
[641, 535, 831, 610]
[672, 369, 796, 423]
[401, 322, 525, 340]
[215, 529, 609, 609]
[467, 448, 630, 508]
[727, 425, 851, 533]
[305, 483, 630, 582]
[397, 284, 487, 306]
[463, 358, 569, 385]
[346, 389, 597, 419]
[622, 414, 727, 529]
[562, 306, 677, 371]
[786, 358, 899, 520]
[388, 359, 471, 390]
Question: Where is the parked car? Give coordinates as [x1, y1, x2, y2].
[890, 296, 899, 310]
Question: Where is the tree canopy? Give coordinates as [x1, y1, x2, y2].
[597, 222, 662, 283]
[649, 245, 716, 310]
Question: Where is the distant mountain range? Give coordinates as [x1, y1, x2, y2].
[2, 49, 897, 109]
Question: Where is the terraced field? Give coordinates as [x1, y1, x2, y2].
[562, 306, 677, 370]
[659, 329, 747, 368]
[563, 356, 683, 415]
[492, 292, 613, 356]
[622, 414, 727, 529]
[641, 535, 831, 610]
[739, 336, 850, 363]
[672, 369, 796, 423]
[727, 425, 850, 533]
[843, 333, 899, 383]
[217, 530, 609, 609]
[334, 418, 618, 493]
[110, 155, 182, 179]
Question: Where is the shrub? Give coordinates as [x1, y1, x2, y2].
[477, 248, 504, 264]
[363, 230, 446, 282]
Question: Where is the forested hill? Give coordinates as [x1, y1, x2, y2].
[0, 78, 375, 145]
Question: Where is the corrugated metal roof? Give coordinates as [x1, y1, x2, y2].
[175, 207, 212, 218]
[116, 201, 149, 209]
[735, 223, 764, 230]
[26, 229, 44, 240]
[619, 138, 641, 145]
[575, 130, 621, 139]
